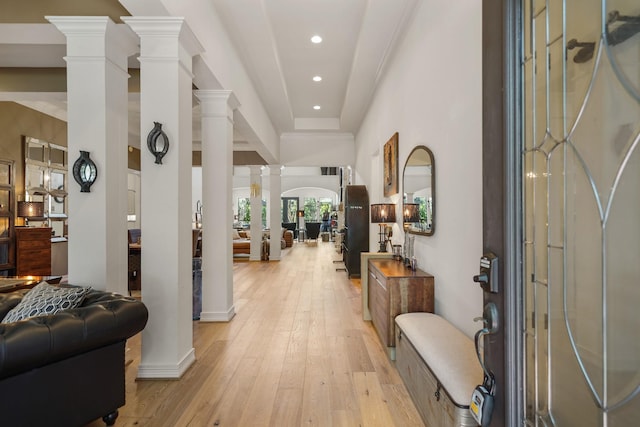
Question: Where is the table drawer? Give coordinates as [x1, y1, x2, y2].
[18, 239, 50, 250]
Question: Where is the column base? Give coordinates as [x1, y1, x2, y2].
[137, 347, 195, 379]
[199, 306, 236, 322]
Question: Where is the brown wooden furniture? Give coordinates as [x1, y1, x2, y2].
[0, 275, 62, 293]
[15, 227, 52, 276]
[368, 258, 434, 359]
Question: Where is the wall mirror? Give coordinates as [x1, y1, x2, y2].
[403, 145, 435, 236]
[24, 137, 68, 236]
[127, 190, 136, 221]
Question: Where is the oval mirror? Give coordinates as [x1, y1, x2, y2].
[403, 145, 435, 236]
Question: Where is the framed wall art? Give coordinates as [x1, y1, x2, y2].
[383, 132, 399, 197]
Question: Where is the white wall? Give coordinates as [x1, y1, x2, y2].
[280, 132, 355, 166]
[354, 0, 484, 337]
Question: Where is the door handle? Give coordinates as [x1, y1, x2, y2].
[474, 302, 499, 334]
[474, 302, 499, 380]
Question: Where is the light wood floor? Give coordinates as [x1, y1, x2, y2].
[88, 240, 424, 427]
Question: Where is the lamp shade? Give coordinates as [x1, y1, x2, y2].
[403, 203, 420, 223]
[17, 201, 45, 219]
[370, 203, 396, 223]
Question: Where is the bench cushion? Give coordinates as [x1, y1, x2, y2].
[395, 312, 482, 406]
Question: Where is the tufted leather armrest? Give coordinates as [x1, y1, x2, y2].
[0, 288, 148, 380]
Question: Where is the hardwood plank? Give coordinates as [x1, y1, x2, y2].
[85, 241, 424, 427]
[269, 387, 303, 427]
[382, 383, 427, 427]
[353, 371, 396, 426]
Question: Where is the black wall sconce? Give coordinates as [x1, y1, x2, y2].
[72, 150, 97, 192]
[147, 121, 169, 164]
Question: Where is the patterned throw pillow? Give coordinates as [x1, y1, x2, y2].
[1, 282, 91, 323]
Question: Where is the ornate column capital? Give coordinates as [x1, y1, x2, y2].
[122, 17, 203, 76]
[47, 16, 138, 72]
[194, 90, 240, 118]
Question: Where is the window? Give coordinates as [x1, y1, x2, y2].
[237, 198, 267, 228]
[303, 197, 317, 221]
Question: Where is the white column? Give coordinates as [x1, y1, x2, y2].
[268, 165, 282, 261]
[123, 17, 203, 379]
[194, 90, 239, 322]
[47, 17, 137, 294]
[249, 165, 263, 261]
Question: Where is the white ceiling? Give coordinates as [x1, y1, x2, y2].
[0, 0, 418, 154]
[211, 0, 417, 135]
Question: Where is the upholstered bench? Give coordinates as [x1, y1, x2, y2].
[395, 313, 482, 427]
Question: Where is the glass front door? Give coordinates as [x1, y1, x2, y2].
[522, 0, 640, 425]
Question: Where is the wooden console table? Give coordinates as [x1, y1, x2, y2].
[15, 227, 52, 276]
[368, 258, 434, 359]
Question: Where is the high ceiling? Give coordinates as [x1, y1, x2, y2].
[0, 0, 418, 156]
[210, 0, 418, 135]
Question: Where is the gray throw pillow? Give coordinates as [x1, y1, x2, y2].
[1, 282, 91, 323]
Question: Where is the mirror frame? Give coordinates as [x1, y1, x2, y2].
[403, 145, 435, 236]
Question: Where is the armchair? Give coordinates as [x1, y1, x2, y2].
[0, 286, 148, 426]
[305, 222, 321, 241]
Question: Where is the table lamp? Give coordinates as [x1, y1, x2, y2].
[371, 203, 396, 252]
[17, 201, 45, 226]
[403, 203, 420, 229]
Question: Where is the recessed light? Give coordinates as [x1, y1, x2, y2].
[311, 35, 323, 44]
[313, 105, 321, 110]
[313, 76, 322, 82]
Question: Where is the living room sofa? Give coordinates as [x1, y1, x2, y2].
[0, 285, 149, 426]
[233, 229, 292, 255]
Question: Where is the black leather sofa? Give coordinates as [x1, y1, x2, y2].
[0, 287, 149, 427]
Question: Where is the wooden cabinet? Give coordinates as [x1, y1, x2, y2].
[368, 259, 434, 357]
[342, 185, 369, 277]
[15, 227, 51, 276]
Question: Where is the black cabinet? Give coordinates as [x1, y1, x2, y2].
[342, 185, 369, 277]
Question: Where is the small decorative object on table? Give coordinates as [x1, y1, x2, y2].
[392, 244, 403, 261]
